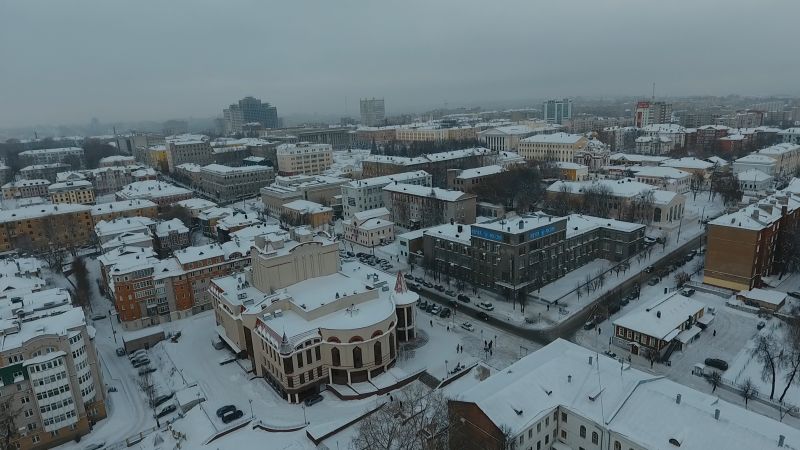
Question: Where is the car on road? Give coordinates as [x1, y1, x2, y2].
[604, 350, 617, 359]
[216, 405, 237, 418]
[647, 278, 659, 286]
[789, 291, 800, 299]
[476, 312, 490, 321]
[404, 273, 414, 280]
[221, 409, 244, 424]
[445, 290, 456, 297]
[644, 265, 655, 273]
[156, 404, 177, 419]
[90, 313, 106, 321]
[704, 358, 729, 371]
[757, 321, 766, 330]
[477, 302, 494, 311]
[457, 294, 471, 303]
[460, 322, 474, 331]
[115, 347, 126, 357]
[583, 319, 596, 330]
[430, 305, 441, 315]
[304, 394, 324, 407]
[681, 288, 696, 297]
[439, 308, 451, 318]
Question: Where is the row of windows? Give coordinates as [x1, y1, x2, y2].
[33, 371, 68, 387]
[29, 357, 64, 373]
[43, 409, 75, 427]
[36, 383, 70, 401]
[40, 396, 73, 415]
[71, 345, 86, 360]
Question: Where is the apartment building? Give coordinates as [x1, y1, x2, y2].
[260, 175, 349, 218]
[115, 180, 193, 207]
[98, 155, 136, 167]
[695, 125, 730, 151]
[154, 218, 190, 256]
[164, 134, 214, 173]
[553, 162, 589, 181]
[757, 142, 800, 176]
[275, 143, 333, 176]
[446, 165, 504, 193]
[422, 214, 644, 304]
[19, 164, 71, 183]
[90, 199, 158, 224]
[223, 96, 279, 134]
[780, 128, 800, 145]
[2, 180, 50, 200]
[633, 100, 672, 127]
[341, 170, 431, 219]
[342, 207, 394, 248]
[18, 147, 85, 168]
[704, 186, 800, 291]
[0, 288, 106, 450]
[360, 97, 385, 126]
[449, 339, 799, 450]
[212, 231, 417, 403]
[48, 180, 95, 205]
[630, 167, 691, 194]
[198, 164, 275, 203]
[518, 133, 589, 163]
[361, 148, 493, 187]
[280, 200, 333, 229]
[634, 136, 673, 155]
[0, 204, 93, 252]
[383, 183, 476, 229]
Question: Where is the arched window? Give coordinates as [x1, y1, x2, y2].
[374, 341, 382, 366]
[327, 336, 340, 343]
[331, 347, 340, 366]
[614, 441, 621, 450]
[653, 207, 662, 223]
[592, 432, 599, 445]
[389, 333, 396, 359]
[349, 336, 363, 343]
[353, 347, 363, 368]
[580, 425, 586, 438]
[371, 330, 383, 339]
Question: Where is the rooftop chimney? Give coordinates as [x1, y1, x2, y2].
[779, 435, 785, 447]
[676, 394, 681, 404]
[567, 375, 572, 383]
[714, 409, 720, 420]
[588, 356, 593, 366]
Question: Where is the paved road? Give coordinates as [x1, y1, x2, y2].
[412, 233, 705, 346]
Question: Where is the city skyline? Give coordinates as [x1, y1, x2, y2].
[2, 0, 799, 128]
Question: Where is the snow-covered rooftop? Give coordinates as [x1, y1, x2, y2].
[382, 183, 470, 202]
[344, 170, 430, 189]
[758, 142, 800, 157]
[456, 165, 504, 179]
[363, 148, 491, 166]
[738, 288, 786, 306]
[737, 169, 773, 182]
[613, 292, 705, 340]
[155, 218, 189, 237]
[200, 164, 273, 175]
[661, 157, 714, 170]
[48, 180, 93, 191]
[610, 153, 670, 163]
[116, 180, 192, 200]
[631, 166, 691, 179]
[281, 199, 332, 214]
[94, 216, 155, 238]
[175, 198, 217, 211]
[2, 179, 50, 189]
[520, 132, 585, 144]
[91, 199, 157, 216]
[0, 203, 91, 223]
[553, 161, 587, 170]
[735, 154, 776, 164]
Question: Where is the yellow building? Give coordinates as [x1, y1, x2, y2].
[518, 133, 589, 162]
[0, 204, 94, 252]
[48, 180, 96, 204]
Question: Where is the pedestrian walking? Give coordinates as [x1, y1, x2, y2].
[430, 320, 433, 327]
[713, 329, 716, 337]
[447, 325, 450, 332]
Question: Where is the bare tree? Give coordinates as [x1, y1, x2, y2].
[708, 371, 722, 393]
[71, 257, 91, 309]
[778, 318, 800, 403]
[0, 396, 21, 450]
[582, 184, 613, 218]
[753, 333, 785, 400]
[741, 378, 758, 409]
[674, 271, 691, 288]
[690, 171, 705, 201]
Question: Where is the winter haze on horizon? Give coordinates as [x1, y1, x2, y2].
[1, 0, 798, 128]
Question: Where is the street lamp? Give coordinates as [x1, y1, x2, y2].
[302, 403, 308, 425]
[249, 399, 254, 419]
[445, 360, 448, 377]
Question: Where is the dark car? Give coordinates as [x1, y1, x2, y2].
[647, 278, 659, 286]
[404, 273, 414, 280]
[138, 367, 157, 376]
[156, 404, 177, 419]
[620, 297, 630, 306]
[216, 405, 237, 418]
[115, 347, 126, 357]
[439, 308, 451, 318]
[457, 294, 471, 303]
[644, 266, 655, 273]
[414, 277, 423, 283]
[304, 394, 324, 407]
[417, 301, 428, 309]
[132, 359, 150, 369]
[152, 393, 174, 408]
[445, 290, 456, 297]
[704, 358, 729, 371]
[477, 312, 490, 321]
[221, 409, 244, 424]
[434, 285, 445, 292]
[583, 319, 596, 330]
[608, 303, 621, 314]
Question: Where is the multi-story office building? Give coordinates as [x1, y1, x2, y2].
[341, 170, 431, 218]
[164, 134, 213, 173]
[275, 143, 333, 176]
[115, 180, 193, 207]
[2, 179, 50, 200]
[780, 128, 800, 145]
[260, 175, 348, 218]
[19, 163, 71, 183]
[518, 133, 589, 163]
[422, 214, 644, 304]
[361, 148, 494, 187]
[198, 164, 275, 203]
[383, 183, 477, 229]
[633, 101, 672, 127]
[90, 199, 158, 224]
[446, 165, 504, 193]
[18, 147, 85, 168]
[542, 98, 573, 124]
[262, 127, 352, 150]
[450, 339, 800, 450]
[0, 204, 93, 252]
[211, 230, 417, 403]
[210, 145, 250, 166]
[704, 184, 800, 291]
[223, 96, 279, 134]
[0, 288, 106, 449]
[48, 180, 95, 205]
[280, 200, 333, 229]
[360, 98, 385, 126]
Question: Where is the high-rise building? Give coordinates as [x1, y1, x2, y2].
[634, 101, 673, 127]
[542, 98, 573, 124]
[360, 98, 386, 126]
[223, 96, 278, 135]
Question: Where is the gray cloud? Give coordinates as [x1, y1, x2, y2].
[1, 0, 797, 127]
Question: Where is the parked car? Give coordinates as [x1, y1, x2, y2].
[704, 358, 729, 371]
[423, 281, 434, 288]
[418, 301, 428, 309]
[115, 347, 126, 357]
[620, 297, 630, 306]
[221, 409, 244, 424]
[608, 303, 621, 314]
[132, 359, 150, 368]
[647, 278, 659, 286]
[216, 405, 237, 418]
[414, 277, 423, 283]
[434, 285, 445, 292]
[128, 349, 147, 361]
[681, 288, 696, 297]
[457, 294, 471, 303]
[604, 350, 617, 359]
[460, 322, 474, 332]
[439, 308, 451, 318]
[156, 404, 177, 419]
[90, 313, 106, 321]
[644, 265, 655, 273]
[404, 273, 414, 280]
[477, 302, 494, 311]
[430, 305, 441, 315]
[304, 394, 324, 407]
[476, 312, 490, 321]
[445, 290, 456, 297]
[583, 320, 596, 330]
[138, 367, 157, 376]
[152, 393, 174, 408]
[789, 291, 800, 299]
[757, 321, 766, 330]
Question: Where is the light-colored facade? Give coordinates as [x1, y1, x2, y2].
[342, 208, 394, 248]
[359, 98, 385, 127]
[633, 101, 672, 127]
[341, 170, 431, 219]
[115, 180, 193, 207]
[276, 143, 333, 176]
[198, 164, 275, 203]
[280, 200, 333, 229]
[18, 147, 85, 168]
[518, 133, 589, 163]
[19, 163, 71, 183]
[260, 175, 348, 218]
[383, 183, 477, 229]
[631, 166, 691, 194]
[446, 165, 504, 193]
[48, 180, 95, 205]
[2, 179, 50, 200]
[164, 135, 213, 173]
[0, 289, 106, 450]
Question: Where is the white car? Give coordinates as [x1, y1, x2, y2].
[460, 322, 474, 332]
[478, 302, 494, 311]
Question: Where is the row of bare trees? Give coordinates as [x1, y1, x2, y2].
[751, 319, 800, 404]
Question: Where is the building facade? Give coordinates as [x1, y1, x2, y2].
[18, 147, 85, 168]
[518, 133, 589, 163]
[360, 98, 386, 126]
[223, 96, 279, 134]
[48, 180, 96, 205]
[0, 204, 93, 253]
[341, 170, 431, 219]
[383, 183, 477, 229]
[542, 98, 573, 124]
[2, 180, 50, 200]
[198, 164, 275, 203]
[276, 143, 333, 176]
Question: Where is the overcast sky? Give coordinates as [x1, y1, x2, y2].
[1, 0, 798, 128]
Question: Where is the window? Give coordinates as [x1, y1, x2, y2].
[580, 425, 586, 438]
[545, 417, 549, 426]
[561, 412, 567, 422]
[353, 347, 362, 369]
[592, 432, 599, 444]
[519, 435, 524, 446]
[545, 435, 549, 445]
[374, 341, 382, 366]
[614, 442, 621, 450]
[331, 348, 341, 366]
[537, 441, 541, 450]
[537, 423, 541, 433]
[561, 430, 567, 439]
